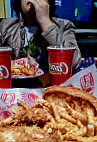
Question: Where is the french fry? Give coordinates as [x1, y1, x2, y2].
[65, 102, 88, 124]
[35, 98, 51, 109]
[50, 102, 61, 122]
[94, 121, 97, 135]
[0, 86, 97, 142]
[87, 124, 94, 137]
[73, 126, 87, 136]
[64, 133, 97, 142]
[77, 120, 84, 128]
[56, 104, 77, 125]
[59, 112, 77, 124]
[17, 99, 30, 110]
[11, 64, 35, 76]
[10, 107, 17, 114]
[86, 108, 95, 137]
[47, 114, 55, 123]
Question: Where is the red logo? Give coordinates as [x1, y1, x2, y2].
[80, 72, 94, 94]
[0, 65, 9, 79]
[0, 111, 12, 119]
[49, 62, 68, 75]
[21, 92, 39, 107]
[67, 83, 74, 87]
[0, 93, 15, 108]
[16, 59, 26, 66]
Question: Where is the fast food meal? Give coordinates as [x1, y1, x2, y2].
[0, 86, 97, 142]
[11, 64, 36, 76]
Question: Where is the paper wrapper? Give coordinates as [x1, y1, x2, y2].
[1, 64, 97, 119]
[11, 55, 44, 79]
[0, 88, 45, 119]
[61, 64, 97, 98]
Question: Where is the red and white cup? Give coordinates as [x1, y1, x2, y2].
[0, 47, 12, 88]
[47, 46, 75, 85]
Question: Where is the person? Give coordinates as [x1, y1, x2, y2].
[0, 0, 81, 73]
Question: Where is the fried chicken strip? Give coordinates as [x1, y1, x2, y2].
[0, 106, 50, 127]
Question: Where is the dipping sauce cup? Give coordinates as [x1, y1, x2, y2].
[0, 47, 12, 88]
[47, 46, 75, 85]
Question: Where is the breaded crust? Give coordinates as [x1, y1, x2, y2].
[43, 85, 97, 116]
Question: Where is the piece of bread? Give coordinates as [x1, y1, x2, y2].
[43, 85, 97, 116]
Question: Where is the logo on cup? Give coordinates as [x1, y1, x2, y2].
[0, 65, 9, 79]
[49, 62, 68, 75]
[80, 72, 94, 94]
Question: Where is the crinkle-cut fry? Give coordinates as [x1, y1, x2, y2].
[10, 107, 17, 114]
[59, 112, 77, 125]
[94, 121, 97, 135]
[85, 135, 97, 142]
[47, 127, 52, 133]
[58, 118, 78, 132]
[87, 124, 95, 137]
[65, 102, 87, 124]
[47, 114, 55, 123]
[57, 130, 64, 141]
[73, 126, 87, 136]
[35, 98, 62, 122]
[50, 102, 61, 122]
[65, 125, 79, 135]
[44, 122, 70, 133]
[64, 133, 97, 142]
[94, 117, 97, 121]
[56, 105, 77, 124]
[50, 121, 78, 134]
[63, 133, 83, 141]
[44, 126, 64, 141]
[77, 120, 84, 128]
[17, 99, 30, 110]
[43, 105, 53, 115]
[17, 105, 25, 111]
[86, 108, 95, 137]
[86, 108, 95, 124]
[43, 122, 52, 132]
[10, 106, 24, 114]
[35, 98, 51, 109]
[11, 65, 22, 69]
[56, 104, 67, 112]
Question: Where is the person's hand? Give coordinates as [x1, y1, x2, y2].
[28, 0, 53, 31]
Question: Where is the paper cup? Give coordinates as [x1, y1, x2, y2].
[0, 47, 12, 88]
[47, 46, 75, 85]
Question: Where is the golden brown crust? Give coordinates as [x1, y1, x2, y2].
[11, 64, 35, 76]
[43, 85, 97, 116]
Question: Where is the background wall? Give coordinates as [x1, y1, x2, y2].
[0, 0, 11, 18]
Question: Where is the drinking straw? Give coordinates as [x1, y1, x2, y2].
[60, 20, 64, 48]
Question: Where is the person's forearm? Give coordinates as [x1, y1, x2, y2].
[39, 18, 53, 31]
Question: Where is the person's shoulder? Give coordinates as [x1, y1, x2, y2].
[52, 17, 75, 29]
[0, 18, 19, 25]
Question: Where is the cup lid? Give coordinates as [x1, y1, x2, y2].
[0, 47, 12, 51]
[47, 46, 75, 50]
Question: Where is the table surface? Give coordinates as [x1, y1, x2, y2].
[12, 73, 51, 88]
